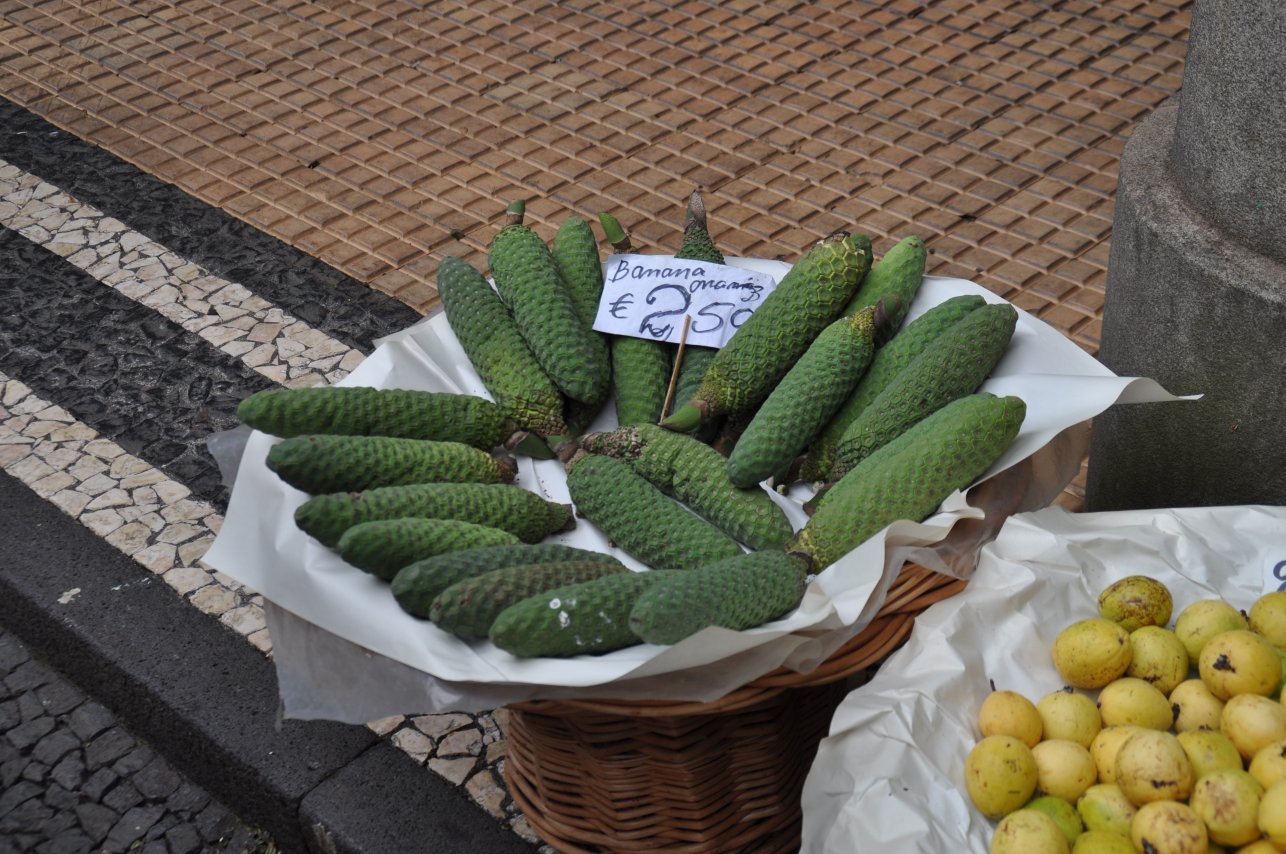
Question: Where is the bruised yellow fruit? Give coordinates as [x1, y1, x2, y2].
[1038, 689, 1104, 748]
[1189, 769, 1264, 847]
[1097, 677, 1175, 730]
[1221, 693, 1286, 761]
[991, 809, 1070, 853]
[1026, 795, 1084, 844]
[1247, 739, 1286, 789]
[1201, 630, 1283, 700]
[1054, 619, 1133, 690]
[966, 735, 1039, 819]
[1071, 830, 1135, 853]
[1171, 679, 1227, 733]
[1258, 779, 1286, 846]
[1131, 800, 1209, 854]
[1116, 729, 1195, 805]
[1179, 730, 1246, 779]
[1128, 627, 1191, 697]
[1077, 783, 1138, 836]
[1176, 600, 1249, 667]
[1249, 591, 1286, 647]
[1091, 727, 1142, 784]
[1033, 740, 1098, 803]
[1099, 576, 1173, 632]
[980, 690, 1044, 747]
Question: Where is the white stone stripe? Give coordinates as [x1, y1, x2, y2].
[0, 371, 269, 650]
[0, 158, 364, 389]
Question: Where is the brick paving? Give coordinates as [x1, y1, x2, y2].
[0, 0, 1192, 353]
[0, 630, 270, 854]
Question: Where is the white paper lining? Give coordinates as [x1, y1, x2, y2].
[202, 263, 1189, 719]
[800, 504, 1286, 853]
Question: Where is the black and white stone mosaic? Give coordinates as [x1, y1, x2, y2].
[0, 97, 423, 354]
[0, 629, 273, 854]
[0, 160, 367, 390]
[0, 227, 273, 507]
[0, 151, 543, 845]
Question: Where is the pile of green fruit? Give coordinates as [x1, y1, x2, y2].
[966, 579, 1286, 853]
[235, 191, 1027, 659]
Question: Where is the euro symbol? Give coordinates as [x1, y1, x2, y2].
[608, 294, 634, 319]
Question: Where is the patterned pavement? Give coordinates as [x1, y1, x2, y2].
[0, 630, 269, 854]
[0, 0, 1191, 353]
[0, 1, 1192, 849]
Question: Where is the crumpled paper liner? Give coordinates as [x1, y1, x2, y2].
[203, 265, 1188, 720]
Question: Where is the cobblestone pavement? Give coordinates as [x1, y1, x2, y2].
[0, 629, 272, 854]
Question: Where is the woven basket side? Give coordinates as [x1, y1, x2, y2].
[505, 681, 847, 853]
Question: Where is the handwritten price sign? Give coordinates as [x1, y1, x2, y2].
[591, 254, 779, 347]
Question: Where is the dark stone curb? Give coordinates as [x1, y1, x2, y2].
[0, 469, 532, 854]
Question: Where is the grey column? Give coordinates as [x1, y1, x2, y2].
[1086, 0, 1286, 511]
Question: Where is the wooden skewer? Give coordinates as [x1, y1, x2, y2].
[660, 315, 692, 419]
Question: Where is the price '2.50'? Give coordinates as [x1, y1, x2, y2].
[637, 284, 754, 339]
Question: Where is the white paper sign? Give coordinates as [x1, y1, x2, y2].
[591, 253, 779, 347]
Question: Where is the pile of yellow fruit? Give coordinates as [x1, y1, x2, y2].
[965, 579, 1286, 853]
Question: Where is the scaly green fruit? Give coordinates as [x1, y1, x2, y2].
[550, 215, 605, 329]
[490, 570, 672, 657]
[337, 518, 519, 580]
[488, 202, 610, 404]
[673, 346, 717, 416]
[436, 256, 570, 443]
[843, 235, 928, 342]
[294, 483, 573, 548]
[727, 307, 878, 488]
[793, 393, 1025, 570]
[628, 551, 808, 644]
[579, 424, 792, 550]
[236, 387, 516, 450]
[660, 232, 871, 430]
[796, 295, 987, 483]
[430, 560, 629, 638]
[831, 302, 1018, 480]
[611, 337, 672, 426]
[391, 544, 620, 619]
[265, 435, 517, 494]
[564, 452, 743, 570]
[552, 215, 612, 430]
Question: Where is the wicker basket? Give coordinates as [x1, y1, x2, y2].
[503, 562, 967, 852]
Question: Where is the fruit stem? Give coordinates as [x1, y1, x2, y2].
[597, 213, 633, 252]
[506, 430, 555, 460]
[504, 200, 526, 226]
[658, 400, 706, 432]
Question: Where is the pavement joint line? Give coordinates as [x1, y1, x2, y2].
[0, 157, 366, 390]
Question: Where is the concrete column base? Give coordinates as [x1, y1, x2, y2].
[1086, 101, 1286, 511]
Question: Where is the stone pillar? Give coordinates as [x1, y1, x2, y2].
[1086, 0, 1286, 511]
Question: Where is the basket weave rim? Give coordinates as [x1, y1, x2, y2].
[509, 562, 965, 717]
